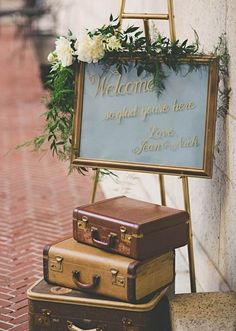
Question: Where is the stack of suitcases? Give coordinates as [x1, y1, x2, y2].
[27, 196, 189, 331]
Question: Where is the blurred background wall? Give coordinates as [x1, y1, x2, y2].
[14, 0, 235, 293]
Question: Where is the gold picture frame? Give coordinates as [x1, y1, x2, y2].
[71, 55, 219, 178]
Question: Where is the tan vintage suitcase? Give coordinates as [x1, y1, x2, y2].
[28, 278, 171, 331]
[73, 196, 189, 260]
[43, 238, 175, 303]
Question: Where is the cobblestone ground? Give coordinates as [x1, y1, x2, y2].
[0, 25, 104, 330]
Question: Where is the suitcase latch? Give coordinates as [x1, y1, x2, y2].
[35, 309, 52, 327]
[122, 317, 139, 330]
[50, 256, 63, 272]
[122, 317, 133, 326]
[110, 269, 125, 287]
[77, 216, 88, 230]
[120, 226, 143, 244]
[41, 309, 52, 317]
[120, 226, 132, 244]
[35, 314, 51, 327]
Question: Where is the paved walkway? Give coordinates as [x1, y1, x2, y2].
[0, 25, 104, 330]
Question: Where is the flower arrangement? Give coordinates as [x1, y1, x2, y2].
[48, 15, 200, 81]
[20, 15, 202, 167]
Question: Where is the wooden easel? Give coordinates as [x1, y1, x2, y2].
[90, 0, 196, 293]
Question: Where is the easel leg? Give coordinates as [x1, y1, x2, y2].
[118, 0, 197, 293]
[119, 0, 126, 22]
[167, 0, 176, 42]
[159, 174, 166, 206]
[182, 176, 196, 292]
[90, 169, 100, 203]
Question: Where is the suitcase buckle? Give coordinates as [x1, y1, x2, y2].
[50, 256, 63, 272]
[77, 216, 88, 230]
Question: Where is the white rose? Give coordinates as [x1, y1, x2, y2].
[106, 35, 122, 51]
[75, 34, 105, 63]
[55, 37, 74, 67]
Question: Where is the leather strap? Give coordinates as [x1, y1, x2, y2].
[91, 227, 117, 249]
[67, 320, 101, 331]
[72, 270, 100, 290]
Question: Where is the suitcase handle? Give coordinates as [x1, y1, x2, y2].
[67, 320, 103, 330]
[91, 227, 117, 249]
[72, 270, 100, 290]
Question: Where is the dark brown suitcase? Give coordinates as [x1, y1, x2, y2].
[43, 238, 175, 303]
[28, 278, 171, 331]
[73, 196, 189, 260]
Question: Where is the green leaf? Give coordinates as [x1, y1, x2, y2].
[50, 121, 58, 131]
[58, 123, 65, 131]
[48, 134, 54, 141]
[124, 25, 139, 34]
[135, 31, 143, 38]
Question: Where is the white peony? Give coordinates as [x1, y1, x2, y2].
[106, 35, 122, 51]
[55, 37, 74, 67]
[75, 34, 105, 63]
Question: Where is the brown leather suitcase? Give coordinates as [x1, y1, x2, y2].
[73, 196, 189, 260]
[43, 238, 175, 303]
[28, 278, 171, 331]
